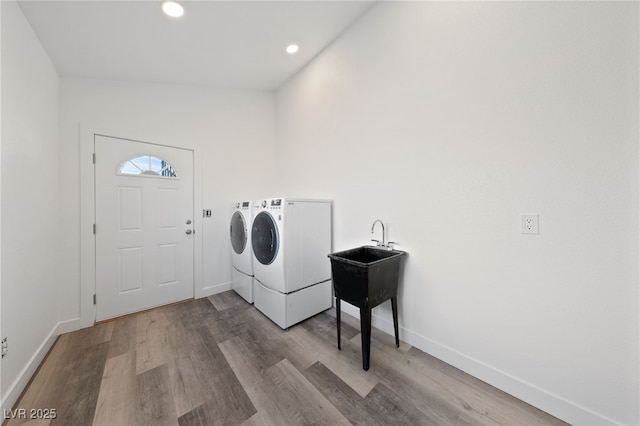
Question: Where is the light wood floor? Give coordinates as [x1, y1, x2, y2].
[5, 291, 567, 426]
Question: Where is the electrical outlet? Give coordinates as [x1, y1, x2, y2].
[2, 337, 7, 358]
[520, 214, 539, 234]
[203, 209, 212, 218]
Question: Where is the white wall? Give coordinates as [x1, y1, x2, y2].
[0, 0, 4, 398]
[58, 78, 275, 324]
[1, 0, 60, 410]
[275, 2, 639, 425]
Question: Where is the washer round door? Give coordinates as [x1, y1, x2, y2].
[251, 211, 279, 265]
[230, 211, 247, 255]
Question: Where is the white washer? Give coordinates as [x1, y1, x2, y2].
[230, 201, 254, 303]
[251, 198, 332, 329]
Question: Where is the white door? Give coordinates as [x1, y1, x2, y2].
[95, 135, 194, 321]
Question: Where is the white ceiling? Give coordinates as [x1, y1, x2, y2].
[18, 0, 374, 90]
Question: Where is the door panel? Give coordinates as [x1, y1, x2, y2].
[158, 244, 177, 284]
[95, 135, 194, 321]
[119, 186, 142, 230]
[119, 247, 143, 292]
[158, 188, 178, 228]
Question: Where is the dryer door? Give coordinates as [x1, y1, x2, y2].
[252, 211, 279, 265]
[230, 211, 247, 255]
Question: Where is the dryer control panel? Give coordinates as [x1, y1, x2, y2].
[233, 200, 252, 211]
[256, 198, 283, 210]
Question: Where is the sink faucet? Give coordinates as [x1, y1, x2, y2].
[371, 219, 386, 247]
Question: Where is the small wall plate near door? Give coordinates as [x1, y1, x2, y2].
[520, 214, 539, 234]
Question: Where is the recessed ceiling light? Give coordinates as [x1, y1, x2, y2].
[286, 44, 300, 54]
[162, 0, 184, 18]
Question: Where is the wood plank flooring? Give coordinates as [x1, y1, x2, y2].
[5, 291, 568, 426]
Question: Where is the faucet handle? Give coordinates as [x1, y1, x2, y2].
[386, 241, 397, 250]
[371, 239, 382, 246]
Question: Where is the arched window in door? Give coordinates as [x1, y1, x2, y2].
[117, 155, 177, 178]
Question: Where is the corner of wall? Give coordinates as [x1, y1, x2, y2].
[0, 323, 58, 416]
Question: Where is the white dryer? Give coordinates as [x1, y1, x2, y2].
[251, 198, 332, 329]
[230, 201, 254, 303]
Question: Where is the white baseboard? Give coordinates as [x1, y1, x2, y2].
[339, 303, 615, 426]
[57, 317, 81, 334]
[198, 281, 232, 298]
[0, 323, 58, 416]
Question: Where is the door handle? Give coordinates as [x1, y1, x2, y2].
[185, 229, 193, 235]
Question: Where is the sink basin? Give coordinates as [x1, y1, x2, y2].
[328, 245, 407, 370]
[328, 246, 406, 308]
[329, 245, 401, 265]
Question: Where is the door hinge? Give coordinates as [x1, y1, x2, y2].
[93, 224, 96, 234]
[92, 153, 96, 164]
[93, 294, 97, 305]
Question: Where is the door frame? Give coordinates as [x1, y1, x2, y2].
[80, 126, 203, 328]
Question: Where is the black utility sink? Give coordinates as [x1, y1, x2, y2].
[328, 246, 407, 370]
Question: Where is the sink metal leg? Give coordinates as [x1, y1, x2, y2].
[336, 297, 341, 350]
[391, 296, 399, 348]
[360, 306, 372, 371]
